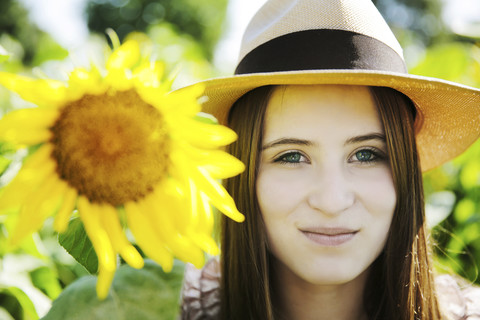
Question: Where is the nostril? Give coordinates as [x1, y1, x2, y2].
[307, 191, 355, 215]
[306, 171, 355, 215]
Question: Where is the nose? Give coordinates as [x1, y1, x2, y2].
[307, 164, 355, 216]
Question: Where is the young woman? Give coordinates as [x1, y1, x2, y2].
[180, 0, 480, 319]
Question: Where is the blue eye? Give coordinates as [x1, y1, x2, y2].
[355, 150, 374, 162]
[274, 151, 305, 164]
[352, 148, 385, 164]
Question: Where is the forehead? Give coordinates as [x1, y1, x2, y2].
[264, 85, 383, 138]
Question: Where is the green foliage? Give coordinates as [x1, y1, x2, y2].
[410, 42, 477, 86]
[58, 218, 99, 274]
[420, 42, 480, 283]
[86, 0, 228, 59]
[0, 287, 38, 320]
[0, 0, 61, 66]
[0, 44, 10, 63]
[30, 35, 69, 67]
[135, 22, 218, 83]
[373, 0, 448, 47]
[41, 260, 185, 320]
[30, 267, 63, 300]
[427, 138, 480, 282]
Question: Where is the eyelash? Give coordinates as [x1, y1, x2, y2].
[349, 147, 386, 164]
[273, 151, 309, 165]
[272, 148, 387, 165]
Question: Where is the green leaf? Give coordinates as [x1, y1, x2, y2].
[0, 307, 15, 320]
[460, 223, 480, 244]
[31, 34, 68, 66]
[0, 44, 10, 63]
[410, 42, 473, 85]
[58, 218, 98, 274]
[0, 287, 39, 320]
[460, 161, 480, 190]
[41, 260, 185, 320]
[454, 198, 476, 224]
[30, 267, 62, 300]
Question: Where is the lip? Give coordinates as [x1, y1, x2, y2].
[300, 228, 358, 246]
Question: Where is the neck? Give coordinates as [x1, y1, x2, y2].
[271, 262, 370, 320]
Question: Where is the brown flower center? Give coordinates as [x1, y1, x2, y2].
[50, 90, 169, 206]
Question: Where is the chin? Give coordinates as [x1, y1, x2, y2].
[294, 262, 371, 286]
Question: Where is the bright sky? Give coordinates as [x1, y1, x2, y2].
[19, 0, 90, 48]
[17, 0, 480, 72]
[213, 0, 267, 72]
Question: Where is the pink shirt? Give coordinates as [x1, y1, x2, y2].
[180, 259, 480, 319]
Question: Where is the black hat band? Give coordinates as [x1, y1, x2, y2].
[235, 29, 408, 75]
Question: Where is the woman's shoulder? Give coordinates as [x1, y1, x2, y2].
[180, 258, 221, 320]
[435, 274, 480, 319]
[178, 264, 480, 319]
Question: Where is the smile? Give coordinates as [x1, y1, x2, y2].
[300, 228, 358, 246]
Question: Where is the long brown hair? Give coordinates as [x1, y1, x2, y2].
[220, 85, 441, 320]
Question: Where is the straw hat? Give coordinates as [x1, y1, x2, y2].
[177, 0, 480, 171]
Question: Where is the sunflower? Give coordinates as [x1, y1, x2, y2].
[0, 35, 245, 299]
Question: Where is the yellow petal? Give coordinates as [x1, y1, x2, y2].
[105, 40, 141, 90]
[0, 107, 57, 146]
[133, 60, 165, 88]
[68, 67, 107, 98]
[160, 178, 191, 233]
[173, 117, 238, 149]
[141, 191, 204, 268]
[0, 144, 56, 212]
[193, 167, 245, 223]
[185, 188, 219, 255]
[10, 174, 65, 246]
[170, 151, 243, 222]
[96, 263, 115, 300]
[106, 39, 140, 72]
[125, 201, 173, 272]
[187, 232, 219, 256]
[0, 71, 67, 107]
[53, 185, 77, 233]
[188, 179, 199, 229]
[201, 156, 245, 179]
[105, 70, 133, 91]
[0, 107, 59, 130]
[179, 144, 245, 179]
[98, 204, 143, 269]
[163, 84, 204, 116]
[1, 129, 51, 147]
[124, 31, 153, 53]
[198, 191, 215, 236]
[77, 196, 116, 277]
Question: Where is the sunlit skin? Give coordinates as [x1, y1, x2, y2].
[256, 85, 397, 320]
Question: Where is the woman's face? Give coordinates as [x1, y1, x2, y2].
[256, 85, 396, 286]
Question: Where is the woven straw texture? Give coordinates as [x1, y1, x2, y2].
[173, 0, 480, 171]
[239, 0, 403, 62]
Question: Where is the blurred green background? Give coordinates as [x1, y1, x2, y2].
[0, 0, 479, 319]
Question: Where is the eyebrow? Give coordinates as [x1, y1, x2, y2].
[262, 138, 314, 150]
[262, 133, 386, 150]
[344, 133, 386, 145]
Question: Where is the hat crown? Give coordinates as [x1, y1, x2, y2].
[238, 0, 404, 65]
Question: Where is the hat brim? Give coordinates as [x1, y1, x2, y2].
[177, 69, 480, 171]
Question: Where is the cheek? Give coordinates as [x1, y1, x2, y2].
[256, 168, 308, 218]
[355, 167, 396, 214]
[356, 168, 397, 243]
